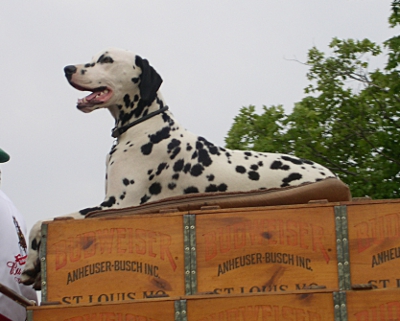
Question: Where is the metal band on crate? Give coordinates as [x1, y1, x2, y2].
[174, 299, 188, 321]
[333, 292, 347, 321]
[334, 205, 351, 290]
[183, 215, 197, 295]
[40, 223, 48, 302]
[333, 292, 341, 321]
[26, 310, 33, 321]
[189, 214, 197, 294]
[339, 291, 348, 321]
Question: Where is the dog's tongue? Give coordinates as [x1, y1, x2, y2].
[78, 89, 111, 105]
[85, 92, 101, 102]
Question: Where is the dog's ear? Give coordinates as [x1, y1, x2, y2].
[135, 55, 163, 104]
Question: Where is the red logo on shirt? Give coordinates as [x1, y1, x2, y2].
[5, 217, 28, 282]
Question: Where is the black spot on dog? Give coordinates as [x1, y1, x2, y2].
[281, 173, 303, 187]
[80, 206, 102, 215]
[281, 155, 303, 165]
[191, 151, 198, 159]
[236, 166, 246, 174]
[302, 159, 315, 165]
[168, 139, 181, 151]
[168, 183, 176, 190]
[123, 94, 131, 108]
[198, 149, 212, 167]
[244, 152, 252, 157]
[120, 192, 126, 200]
[320, 172, 326, 176]
[140, 194, 151, 204]
[186, 143, 193, 151]
[270, 161, 290, 171]
[156, 163, 168, 175]
[190, 164, 204, 177]
[205, 183, 228, 192]
[248, 171, 260, 181]
[209, 146, 219, 155]
[250, 164, 259, 171]
[258, 161, 264, 167]
[101, 196, 116, 208]
[207, 174, 215, 181]
[150, 127, 171, 144]
[173, 159, 185, 172]
[109, 145, 117, 155]
[184, 186, 199, 194]
[172, 173, 179, 180]
[205, 184, 218, 192]
[170, 147, 181, 160]
[149, 182, 162, 195]
[183, 163, 192, 173]
[131, 77, 140, 83]
[123, 178, 130, 186]
[31, 239, 40, 251]
[141, 143, 153, 155]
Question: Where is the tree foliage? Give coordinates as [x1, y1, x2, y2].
[225, 2, 400, 199]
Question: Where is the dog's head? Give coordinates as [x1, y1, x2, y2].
[64, 48, 162, 114]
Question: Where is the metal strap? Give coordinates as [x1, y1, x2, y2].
[40, 223, 48, 302]
[175, 299, 187, 321]
[334, 205, 351, 290]
[183, 215, 197, 295]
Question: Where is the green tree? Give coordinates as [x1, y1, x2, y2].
[226, 2, 400, 199]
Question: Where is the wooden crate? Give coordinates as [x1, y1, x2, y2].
[346, 288, 400, 320]
[193, 204, 339, 295]
[41, 213, 185, 304]
[28, 291, 337, 321]
[27, 297, 176, 321]
[346, 199, 400, 289]
[187, 291, 336, 321]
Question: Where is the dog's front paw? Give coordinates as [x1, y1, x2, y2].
[21, 221, 43, 290]
[21, 257, 42, 290]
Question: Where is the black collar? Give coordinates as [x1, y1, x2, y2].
[111, 106, 169, 138]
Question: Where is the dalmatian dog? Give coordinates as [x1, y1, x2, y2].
[21, 48, 337, 289]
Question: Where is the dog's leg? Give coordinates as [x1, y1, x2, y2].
[20, 220, 43, 289]
[21, 212, 85, 289]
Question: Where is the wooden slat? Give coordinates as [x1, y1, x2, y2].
[194, 205, 339, 294]
[346, 288, 400, 320]
[187, 291, 335, 321]
[347, 201, 400, 289]
[43, 213, 185, 304]
[27, 297, 175, 321]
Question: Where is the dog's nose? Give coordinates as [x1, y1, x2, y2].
[64, 65, 77, 80]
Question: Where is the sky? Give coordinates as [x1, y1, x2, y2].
[0, 1, 395, 231]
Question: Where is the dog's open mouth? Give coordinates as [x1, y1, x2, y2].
[71, 83, 113, 112]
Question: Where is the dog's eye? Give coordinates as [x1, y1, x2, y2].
[100, 56, 114, 64]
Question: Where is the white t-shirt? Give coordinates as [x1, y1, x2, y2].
[0, 190, 37, 321]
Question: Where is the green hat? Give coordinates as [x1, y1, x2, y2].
[0, 148, 10, 163]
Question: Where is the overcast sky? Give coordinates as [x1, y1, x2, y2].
[0, 1, 394, 230]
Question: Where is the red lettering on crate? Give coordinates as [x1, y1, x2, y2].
[203, 219, 329, 263]
[52, 228, 177, 272]
[354, 213, 400, 253]
[64, 313, 160, 321]
[196, 304, 322, 321]
[353, 301, 400, 321]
